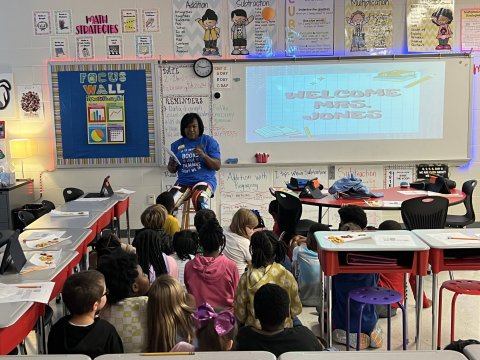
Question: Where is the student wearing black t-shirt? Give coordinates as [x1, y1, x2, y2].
[235, 283, 322, 357]
[48, 270, 123, 358]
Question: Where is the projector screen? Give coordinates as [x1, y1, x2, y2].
[246, 61, 446, 142]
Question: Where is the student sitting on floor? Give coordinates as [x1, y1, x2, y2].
[235, 283, 322, 357]
[292, 222, 330, 307]
[146, 275, 195, 352]
[97, 250, 150, 353]
[234, 230, 302, 329]
[156, 191, 181, 237]
[377, 219, 431, 318]
[193, 208, 217, 232]
[48, 270, 123, 358]
[134, 204, 173, 255]
[171, 229, 199, 287]
[331, 206, 383, 349]
[184, 218, 239, 310]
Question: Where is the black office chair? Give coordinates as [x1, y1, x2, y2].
[17, 210, 36, 228]
[63, 187, 84, 202]
[275, 191, 317, 237]
[445, 180, 477, 228]
[401, 196, 449, 230]
[41, 199, 55, 211]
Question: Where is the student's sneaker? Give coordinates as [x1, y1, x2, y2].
[332, 329, 370, 350]
[369, 327, 384, 348]
[231, 49, 241, 55]
[240, 48, 250, 55]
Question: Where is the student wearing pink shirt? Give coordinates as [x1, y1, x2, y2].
[184, 218, 239, 311]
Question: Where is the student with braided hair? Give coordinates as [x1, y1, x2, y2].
[133, 228, 178, 284]
[234, 230, 302, 329]
[184, 218, 239, 311]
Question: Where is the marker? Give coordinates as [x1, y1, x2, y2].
[447, 236, 480, 241]
[140, 353, 194, 356]
[16, 285, 41, 289]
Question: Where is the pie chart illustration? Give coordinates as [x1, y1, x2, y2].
[90, 128, 105, 142]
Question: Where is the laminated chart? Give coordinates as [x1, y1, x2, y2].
[87, 95, 126, 144]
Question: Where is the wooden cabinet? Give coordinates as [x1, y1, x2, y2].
[0, 180, 34, 229]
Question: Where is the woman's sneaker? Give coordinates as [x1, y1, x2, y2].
[369, 327, 384, 348]
[332, 329, 370, 350]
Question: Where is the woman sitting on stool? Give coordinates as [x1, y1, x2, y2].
[167, 113, 221, 211]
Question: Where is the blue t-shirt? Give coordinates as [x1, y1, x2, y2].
[171, 134, 221, 192]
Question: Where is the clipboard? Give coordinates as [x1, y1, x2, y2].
[164, 146, 180, 165]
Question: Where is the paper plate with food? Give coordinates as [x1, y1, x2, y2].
[326, 233, 371, 244]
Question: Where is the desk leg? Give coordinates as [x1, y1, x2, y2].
[404, 273, 409, 344]
[317, 206, 323, 223]
[415, 275, 424, 350]
[432, 273, 438, 350]
[326, 275, 332, 348]
[319, 269, 325, 339]
[36, 315, 45, 354]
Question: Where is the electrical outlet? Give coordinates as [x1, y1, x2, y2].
[147, 194, 155, 205]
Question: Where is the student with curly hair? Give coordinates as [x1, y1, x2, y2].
[146, 275, 195, 352]
[97, 250, 150, 352]
[134, 204, 173, 255]
[234, 230, 302, 329]
[171, 229, 199, 287]
[184, 218, 239, 310]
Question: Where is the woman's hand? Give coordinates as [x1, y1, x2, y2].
[194, 144, 221, 171]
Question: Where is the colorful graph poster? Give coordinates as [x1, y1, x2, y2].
[344, 0, 393, 54]
[285, 0, 334, 56]
[461, 9, 480, 52]
[17, 85, 44, 120]
[172, 0, 224, 58]
[407, 0, 454, 52]
[228, 0, 278, 57]
[86, 95, 125, 144]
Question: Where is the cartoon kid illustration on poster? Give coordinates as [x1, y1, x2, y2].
[431, 8, 453, 50]
[230, 9, 254, 55]
[346, 10, 368, 52]
[196, 9, 220, 56]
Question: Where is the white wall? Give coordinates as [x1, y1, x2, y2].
[0, 0, 479, 229]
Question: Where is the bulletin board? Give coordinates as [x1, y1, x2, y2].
[159, 54, 472, 165]
[50, 61, 157, 167]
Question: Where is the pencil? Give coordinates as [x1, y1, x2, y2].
[16, 285, 41, 289]
[140, 352, 194, 356]
[447, 236, 480, 241]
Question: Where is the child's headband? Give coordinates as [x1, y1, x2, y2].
[192, 303, 235, 336]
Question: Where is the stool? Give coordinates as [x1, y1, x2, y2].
[181, 197, 196, 229]
[437, 279, 480, 349]
[347, 287, 407, 351]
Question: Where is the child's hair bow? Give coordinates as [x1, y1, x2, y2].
[192, 303, 235, 336]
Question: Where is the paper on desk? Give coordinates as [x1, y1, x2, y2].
[24, 233, 70, 250]
[426, 191, 463, 197]
[0, 282, 55, 304]
[21, 250, 62, 273]
[50, 210, 89, 217]
[429, 232, 480, 246]
[397, 190, 428, 195]
[115, 188, 136, 194]
[74, 197, 109, 202]
[374, 234, 416, 247]
[24, 231, 66, 241]
[382, 201, 403, 207]
[164, 145, 180, 165]
[326, 233, 371, 244]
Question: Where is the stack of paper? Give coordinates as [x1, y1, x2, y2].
[50, 210, 89, 217]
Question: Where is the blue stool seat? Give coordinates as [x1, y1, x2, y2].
[347, 286, 407, 351]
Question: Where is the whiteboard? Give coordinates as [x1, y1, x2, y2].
[159, 54, 472, 164]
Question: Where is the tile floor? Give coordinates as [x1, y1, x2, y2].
[23, 270, 480, 354]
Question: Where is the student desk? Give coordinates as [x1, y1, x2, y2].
[301, 187, 465, 222]
[412, 229, 480, 350]
[465, 345, 480, 360]
[19, 229, 93, 270]
[57, 198, 116, 233]
[0, 250, 78, 354]
[315, 230, 429, 349]
[278, 350, 467, 360]
[96, 351, 276, 360]
[24, 211, 101, 237]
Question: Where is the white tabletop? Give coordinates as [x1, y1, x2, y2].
[57, 197, 117, 213]
[315, 230, 430, 252]
[25, 211, 102, 230]
[19, 229, 92, 252]
[278, 350, 467, 360]
[413, 228, 480, 249]
[0, 301, 35, 328]
[465, 345, 480, 360]
[97, 352, 276, 360]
